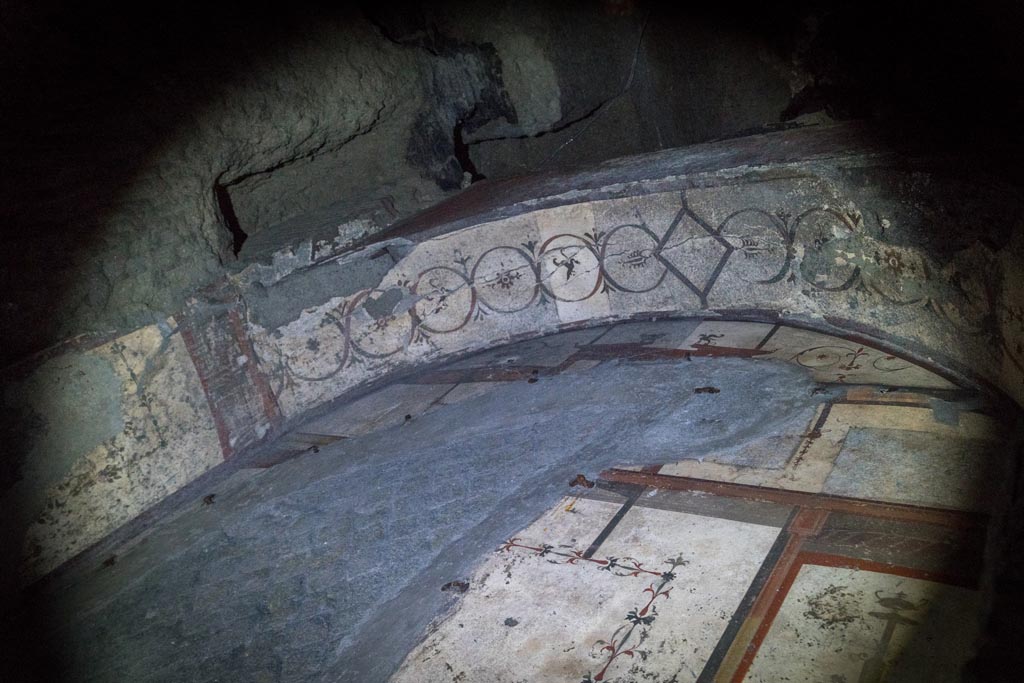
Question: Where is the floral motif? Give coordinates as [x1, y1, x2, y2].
[490, 269, 523, 290]
[551, 248, 583, 281]
[876, 248, 912, 277]
[694, 332, 725, 347]
[501, 539, 670, 578]
[501, 539, 689, 682]
[272, 191, 989, 390]
[622, 248, 655, 269]
[736, 235, 774, 259]
[585, 555, 688, 681]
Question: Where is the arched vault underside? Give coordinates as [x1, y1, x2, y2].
[13, 318, 1022, 682]
[4, 123, 1023, 592]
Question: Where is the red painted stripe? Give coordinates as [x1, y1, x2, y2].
[797, 551, 978, 589]
[732, 538, 807, 683]
[732, 547, 976, 681]
[178, 320, 233, 459]
[227, 308, 281, 427]
[599, 469, 987, 530]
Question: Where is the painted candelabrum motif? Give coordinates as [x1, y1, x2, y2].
[584, 556, 689, 682]
[500, 537, 688, 682]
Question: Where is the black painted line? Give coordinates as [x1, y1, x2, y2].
[658, 258, 706, 305]
[809, 401, 833, 435]
[754, 323, 782, 350]
[291, 432, 348, 443]
[680, 192, 718, 235]
[626, 488, 793, 529]
[701, 245, 735, 302]
[582, 485, 644, 559]
[695, 508, 798, 683]
[424, 383, 460, 410]
[587, 324, 616, 345]
[666, 194, 689, 239]
[656, 200, 707, 303]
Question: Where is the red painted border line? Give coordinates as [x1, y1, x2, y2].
[228, 308, 282, 427]
[599, 470, 987, 530]
[730, 557, 801, 681]
[731, 549, 976, 682]
[413, 365, 553, 384]
[797, 551, 977, 589]
[731, 510, 828, 682]
[747, 509, 826, 625]
[575, 344, 773, 361]
[411, 342, 775, 384]
[178, 322, 233, 458]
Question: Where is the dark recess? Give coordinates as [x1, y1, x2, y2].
[2, 0, 1024, 366]
[453, 117, 486, 184]
[214, 182, 247, 257]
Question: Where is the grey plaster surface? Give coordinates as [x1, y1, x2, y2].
[1, 353, 123, 529]
[244, 247, 401, 331]
[591, 319, 701, 347]
[700, 404, 819, 469]
[11, 356, 827, 683]
[443, 326, 610, 369]
[300, 382, 455, 437]
[823, 428, 1002, 511]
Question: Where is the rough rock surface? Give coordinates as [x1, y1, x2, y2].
[18, 1, 1024, 364]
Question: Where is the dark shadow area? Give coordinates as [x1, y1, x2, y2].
[2, 0, 1023, 365]
[3, 1, 1024, 680]
[1, 2, 350, 362]
[214, 182, 248, 257]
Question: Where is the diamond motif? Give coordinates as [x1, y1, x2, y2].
[655, 203, 733, 306]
